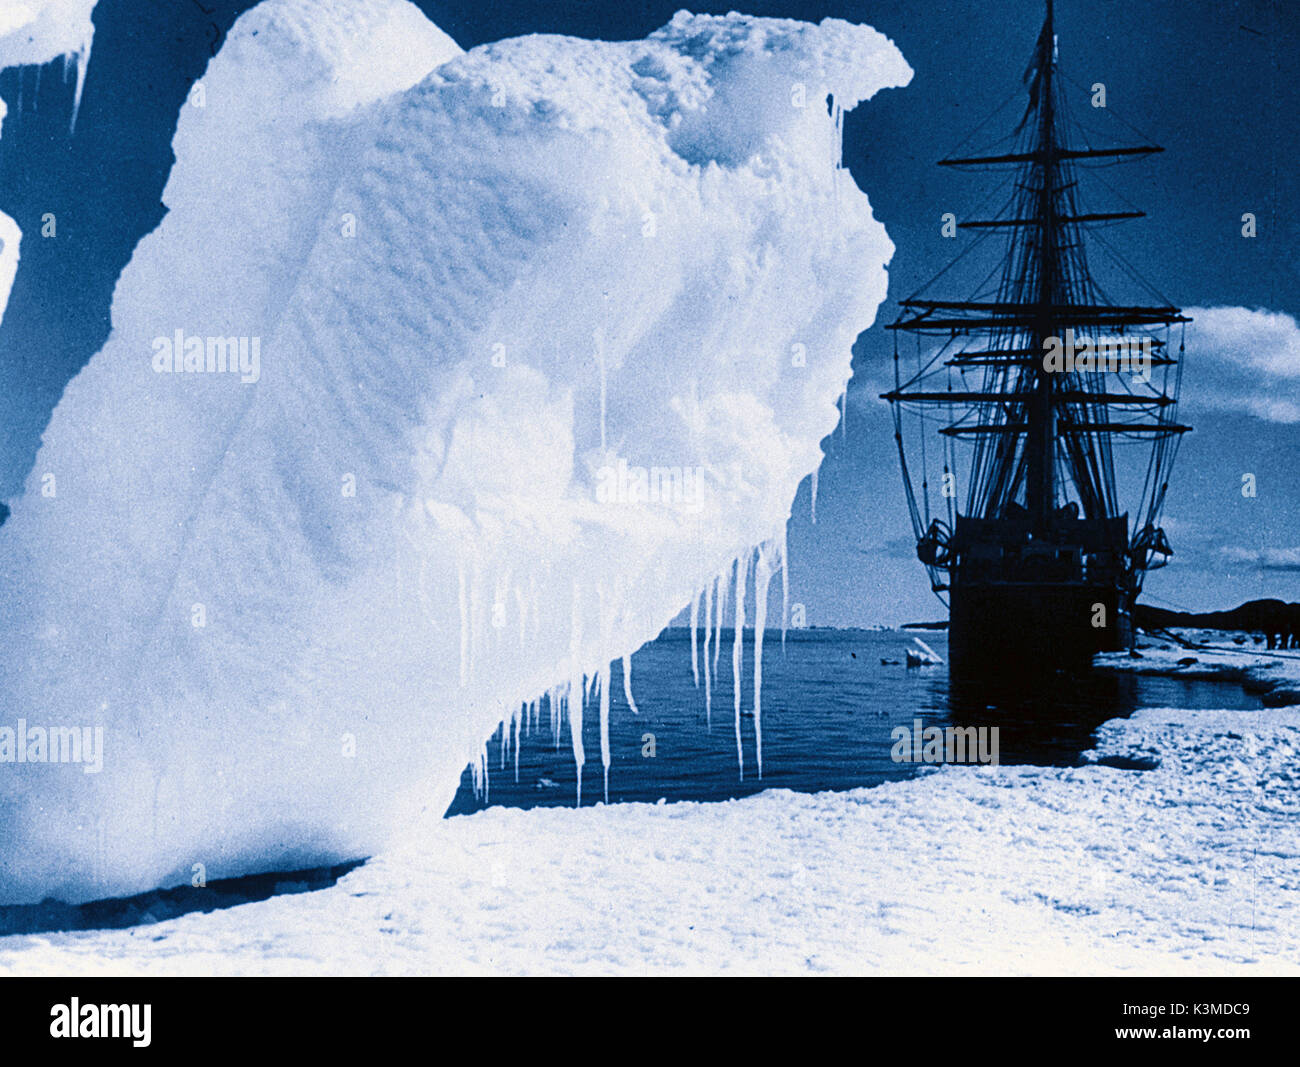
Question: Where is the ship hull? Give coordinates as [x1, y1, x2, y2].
[948, 578, 1133, 676]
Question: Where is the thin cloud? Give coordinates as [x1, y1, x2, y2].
[1219, 546, 1300, 572]
[1183, 306, 1300, 423]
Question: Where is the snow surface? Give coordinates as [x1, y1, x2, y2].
[1098, 633, 1300, 706]
[3, 701, 1295, 976]
[0, 3, 911, 905]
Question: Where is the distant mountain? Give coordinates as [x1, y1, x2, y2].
[1135, 598, 1299, 633]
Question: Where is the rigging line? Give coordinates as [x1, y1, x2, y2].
[945, 365, 959, 529]
[1059, 95, 1147, 171]
[1081, 156, 1147, 216]
[938, 82, 1029, 162]
[916, 335, 932, 526]
[1133, 336, 1166, 526]
[1145, 323, 1188, 525]
[1089, 226, 1176, 307]
[1057, 68, 1166, 149]
[899, 223, 1001, 304]
[969, 248, 1019, 305]
[899, 176, 1016, 303]
[1140, 590, 1200, 614]
[893, 333, 960, 393]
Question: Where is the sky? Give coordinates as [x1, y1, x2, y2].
[0, 0, 1295, 626]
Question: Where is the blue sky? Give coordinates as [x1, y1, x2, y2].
[0, 0, 1294, 626]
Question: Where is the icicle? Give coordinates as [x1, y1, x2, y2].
[514, 704, 522, 783]
[568, 583, 585, 806]
[567, 680, 585, 807]
[712, 570, 727, 677]
[703, 578, 713, 724]
[780, 526, 790, 651]
[621, 654, 639, 716]
[753, 544, 773, 778]
[810, 469, 819, 524]
[732, 554, 750, 780]
[596, 587, 613, 803]
[836, 100, 844, 170]
[481, 746, 489, 805]
[598, 667, 610, 804]
[70, 25, 92, 134]
[689, 591, 700, 688]
[469, 745, 489, 805]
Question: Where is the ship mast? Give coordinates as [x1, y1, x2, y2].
[883, 0, 1190, 598]
[1028, 0, 1058, 532]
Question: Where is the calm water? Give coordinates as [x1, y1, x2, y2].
[446, 629, 1262, 815]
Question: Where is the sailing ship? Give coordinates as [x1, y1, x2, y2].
[883, 0, 1190, 675]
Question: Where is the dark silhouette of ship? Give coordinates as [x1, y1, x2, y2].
[883, 0, 1190, 675]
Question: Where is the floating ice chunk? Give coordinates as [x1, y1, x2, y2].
[907, 638, 944, 668]
[0, 5, 910, 904]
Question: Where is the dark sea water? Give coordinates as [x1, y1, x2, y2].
[445, 628, 1262, 815]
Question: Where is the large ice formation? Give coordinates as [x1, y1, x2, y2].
[0, 1, 909, 905]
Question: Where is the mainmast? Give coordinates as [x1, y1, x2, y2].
[1028, 0, 1058, 531]
[883, 0, 1190, 602]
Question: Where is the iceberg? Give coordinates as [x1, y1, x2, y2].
[0, 1, 910, 905]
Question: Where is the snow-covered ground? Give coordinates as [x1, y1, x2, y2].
[1099, 630, 1300, 707]
[4, 671, 1295, 975]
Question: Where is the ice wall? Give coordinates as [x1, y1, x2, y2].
[0, 2, 909, 905]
